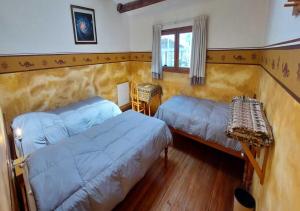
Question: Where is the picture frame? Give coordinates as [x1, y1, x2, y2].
[71, 5, 97, 44]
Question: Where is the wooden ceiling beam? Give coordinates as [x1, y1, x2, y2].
[284, 3, 299, 7]
[284, 0, 300, 16]
[117, 0, 166, 13]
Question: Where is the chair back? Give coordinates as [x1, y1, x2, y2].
[130, 82, 145, 113]
[130, 82, 139, 102]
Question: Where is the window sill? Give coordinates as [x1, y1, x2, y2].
[163, 67, 189, 74]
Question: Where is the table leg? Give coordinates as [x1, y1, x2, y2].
[164, 147, 168, 168]
[148, 104, 151, 116]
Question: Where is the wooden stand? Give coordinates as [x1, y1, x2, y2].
[241, 143, 270, 188]
[226, 96, 273, 189]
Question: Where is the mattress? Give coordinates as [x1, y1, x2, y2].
[154, 95, 242, 151]
[26, 110, 172, 210]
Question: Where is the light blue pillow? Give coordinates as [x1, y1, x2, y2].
[12, 112, 69, 156]
[12, 96, 122, 156]
[39, 114, 69, 144]
[52, 97, 122, 136]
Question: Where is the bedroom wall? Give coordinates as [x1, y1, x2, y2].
[129, 48, 262, 111]
[0, 61, 130, 130]
[130, 62, 260, 104]
[0, 0, 131, 127]
[0, 50, 261, 126]
[252, 70, 300, 211]
[0, 0, 129, 54]
[0, 0, 266, 126]
[127, 0, 268, 51]
[124, 0, 266, 111]
[251, 1, 300, 210]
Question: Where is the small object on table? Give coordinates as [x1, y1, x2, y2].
[226, 96, 274, 190]
[137, 83, 162, 116]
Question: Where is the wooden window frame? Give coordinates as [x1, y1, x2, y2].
[161, 26, 192, 74]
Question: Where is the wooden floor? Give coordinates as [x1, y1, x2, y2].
[114, 134, 244, 211]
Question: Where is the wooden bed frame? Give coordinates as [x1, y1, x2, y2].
[0, 97, 172, 211]
[3, 115, 170, 211]
[170, 127, 245, 160]
[169, 126, 255, 190]
[165, 95, 259, 189]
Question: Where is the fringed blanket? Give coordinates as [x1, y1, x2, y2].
[226, 96, 273, 147]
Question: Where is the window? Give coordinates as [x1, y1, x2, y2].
[161, 34, 175, 67]
[161, 26, 192, 73]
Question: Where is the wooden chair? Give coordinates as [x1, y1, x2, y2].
[130, 82, 146, 114]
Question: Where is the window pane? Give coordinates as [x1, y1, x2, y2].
[161, 34, 175, 67]
[179, 32, 192, 68]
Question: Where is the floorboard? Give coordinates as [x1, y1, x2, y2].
[114, 134, 244, 211]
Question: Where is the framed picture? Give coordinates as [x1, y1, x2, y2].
[71, 5, 97, 44]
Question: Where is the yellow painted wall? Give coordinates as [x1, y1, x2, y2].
[0, 60, 261, 132]
[0, 62, 130, 130]
[129, 61, 261, 103]
[252, 70, 300, 211]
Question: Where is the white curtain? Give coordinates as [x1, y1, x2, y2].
[151, 24, 163, 79]
[189, 16, 208, 85]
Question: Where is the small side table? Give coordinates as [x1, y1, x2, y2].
[137, 83, 162, 116]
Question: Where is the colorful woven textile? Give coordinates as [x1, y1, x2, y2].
[137, 83, 162, 104]
[226, 96, 273, 147]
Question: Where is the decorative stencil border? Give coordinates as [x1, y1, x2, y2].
[0, 50, 258, 74]
[0, 52, 155, 74]
[129, 50, 261, 65]
[206, 49, 260, 64]
[0, 47, 299, 102]
[0, 53, 131, 73]
[130, 52, 152, 62]
[259, 48, 300, 102]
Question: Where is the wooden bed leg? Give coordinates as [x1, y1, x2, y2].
[242, 145, 256, 190]
[148, 104, 151, 116]
[164, 147, 168, 168]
